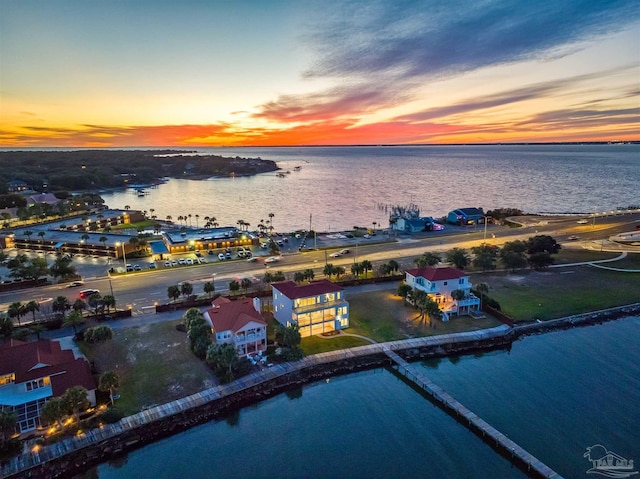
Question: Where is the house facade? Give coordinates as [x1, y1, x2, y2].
[272, 280, 349, 337]
[446, 207, 485, 226]
[393, 217, 436, 233]
[203, 297, 267, 357]
[0, 339, 96, 433]
[405, 267, 480, 321]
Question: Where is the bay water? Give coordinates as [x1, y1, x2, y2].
[100, 144, 640, 233]
[90, 316, 640, 479]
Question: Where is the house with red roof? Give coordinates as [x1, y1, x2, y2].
[405, 267, 480, 321]
[203, 297, 267, 357]
[272, 280, 349, 337]
[0, 339, 96, 433]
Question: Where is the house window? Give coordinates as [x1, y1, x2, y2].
[443, 281, 448, 286]
[25, 378, 49, 391]
[416, 278, 424, 286]
[325, 293, 335, 302]
[0, 374, 15, 386]
[459, 278, 464, 284]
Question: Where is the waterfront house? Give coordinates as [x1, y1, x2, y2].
[272, 280, 349, 337]
[0, 339, 96, 433]
[393, 217, 436, 233]
[6, 180, 29, 194]
[25, 192, 61, 207]
[203, 297, 267, 357]
[446, 207, 485, 226]
[405, 267, 480, 321]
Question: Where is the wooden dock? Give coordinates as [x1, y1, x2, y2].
[383, 346, 563, 479]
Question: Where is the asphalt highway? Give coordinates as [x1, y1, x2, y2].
[1, 213, 638, 316]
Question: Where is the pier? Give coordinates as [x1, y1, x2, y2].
[384, 346, 563, 479]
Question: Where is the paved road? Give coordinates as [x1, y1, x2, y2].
[2, 213, 638, 317]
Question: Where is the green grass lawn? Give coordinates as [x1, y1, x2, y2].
[474, 261, 640, 321]
[79, 320, 215, 415]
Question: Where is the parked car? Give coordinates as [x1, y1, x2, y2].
[133, 264, 142, 271]
[171, 260, 178, 266]
[178, 258, 186, 265]
[208, 250, 215, 256]
[225, 252, 232, 259]
[186, 258, 193, 265]
[164, 261, 171, 267]
[218, 253, 225, 261]
[195, 251, 203, 257]
[79, 289, 99, 298]
[148, 262, 156, 269]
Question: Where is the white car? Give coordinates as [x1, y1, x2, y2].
[218, 253, 225, 261]
[178, 258, 186, 265]
[363, 234, 371, 239]
[339, 249, 350, 255]
[186, 258, 193, 265]
[264, 256, 279, 263]
[164, 261, 171, 267]
[329, 252, 341, 258]
[577, 219, 589, 224]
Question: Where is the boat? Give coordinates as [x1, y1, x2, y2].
[276, 172, 286, 178]
[293, 166, 302, 171]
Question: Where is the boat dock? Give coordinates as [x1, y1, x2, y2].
[384, 346, 563, 479]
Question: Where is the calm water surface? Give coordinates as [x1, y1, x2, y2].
[91, 316, 640, 479]
[100, 145, 640, 232]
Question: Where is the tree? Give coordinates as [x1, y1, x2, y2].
[528, 251, 555, 270]
[203, 281, 215, 298]
[351, 262, 364, 279]
[412, 289, 442, 327]
[0, 409, 17, 447]
[87, 292, 103, 316]
[63, 310, 85, 334]
[23, 230, 33, 242]
[527, 235, 561, 255]
[62, 386, 89, 423]
[40, 397, 65, 428]
[446, 248, 470, 270]
[183, 308, 204, 330]
[167, 285, 180, 302]
[180, 281, 193, 298]
[206, 343, 238, 383]
[7, 301, 26, 326]
[303, 268, 315, 281]
[84, 325, 113, 343]
[334, 266, 345, 279]
[229, 280, 240, 296]
[471, 244, 500, 271]
[323, 263, 336, 278]
[360, 260, 372, 278]
[99, 236, 108, 249]
[187, 315, 211, 359]
[49, 256, 77, 278]
[102, 294, 116, 313]
[293, 271, 305, 284]
[0, 315, 14, 340]
[24, 300, 40, 323]
[99, 371, 120, 406]
[397, 283, 412, 305]
[240, 277, 252, 294]
[29, 323, 46, 340]
[272, 271, 286, 282]
[474, 282, 489, 310]
[414, 252, 441, 267]
[27, 257, 49, 279]
[387, 259, 400, 274]
[72, 298, 87, 312]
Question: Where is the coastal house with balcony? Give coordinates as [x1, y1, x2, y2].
[203, 297, 267, 357]
[405, 267, 480, 321]
[0, 339, 96, 433]
[271, 280, 349, 337]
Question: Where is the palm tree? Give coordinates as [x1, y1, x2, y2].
[23, 230, 33, 243]
[37, 231, 46, 243]
[124, 205, 130, 211]
[360, 260, 373, 278]
[81, 233, 90, 243]
[167, 285, 180, 302]
[195, 214, 199, 227]
[99, 236, 108, 250]
[268, 212, 275, 233]
[52, 296, 71, 318]
[293, 271, 305, 284]
[475, 282, 489, 311]
[203, 281, 215, 298]
[323, 263, 335, 279]
[303, 268, 315, 281]
[166, 215, 173, 223]
[240, 278, 252, 294]
[99, 371, 120, 406]
[72, 298, 87, 312]
[63, 310, 85, 334]
[188, 213, 192, 226]
[102, 294, 116, 313]
[7, 301, 26, 326]
[24, 300, 40, 323]
[388, 259, 400, 274]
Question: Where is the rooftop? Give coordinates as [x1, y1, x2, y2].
[272, 279, 344, 299]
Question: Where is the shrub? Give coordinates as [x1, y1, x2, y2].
[100, 407, 125, 424]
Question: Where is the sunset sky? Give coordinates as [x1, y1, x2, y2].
[1, 0, 639, 147]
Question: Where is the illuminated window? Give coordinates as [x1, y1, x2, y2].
[25, 378, 49, 391]
[0, 374, 15, 386]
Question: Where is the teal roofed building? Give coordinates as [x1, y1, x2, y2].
[447, 207, 485, 226]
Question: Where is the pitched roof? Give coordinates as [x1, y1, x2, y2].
[0, 339, 96, 394]
[406, 267, 467, 281]
[205, 299, 266, 333]
[272, 279, 343, 299]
